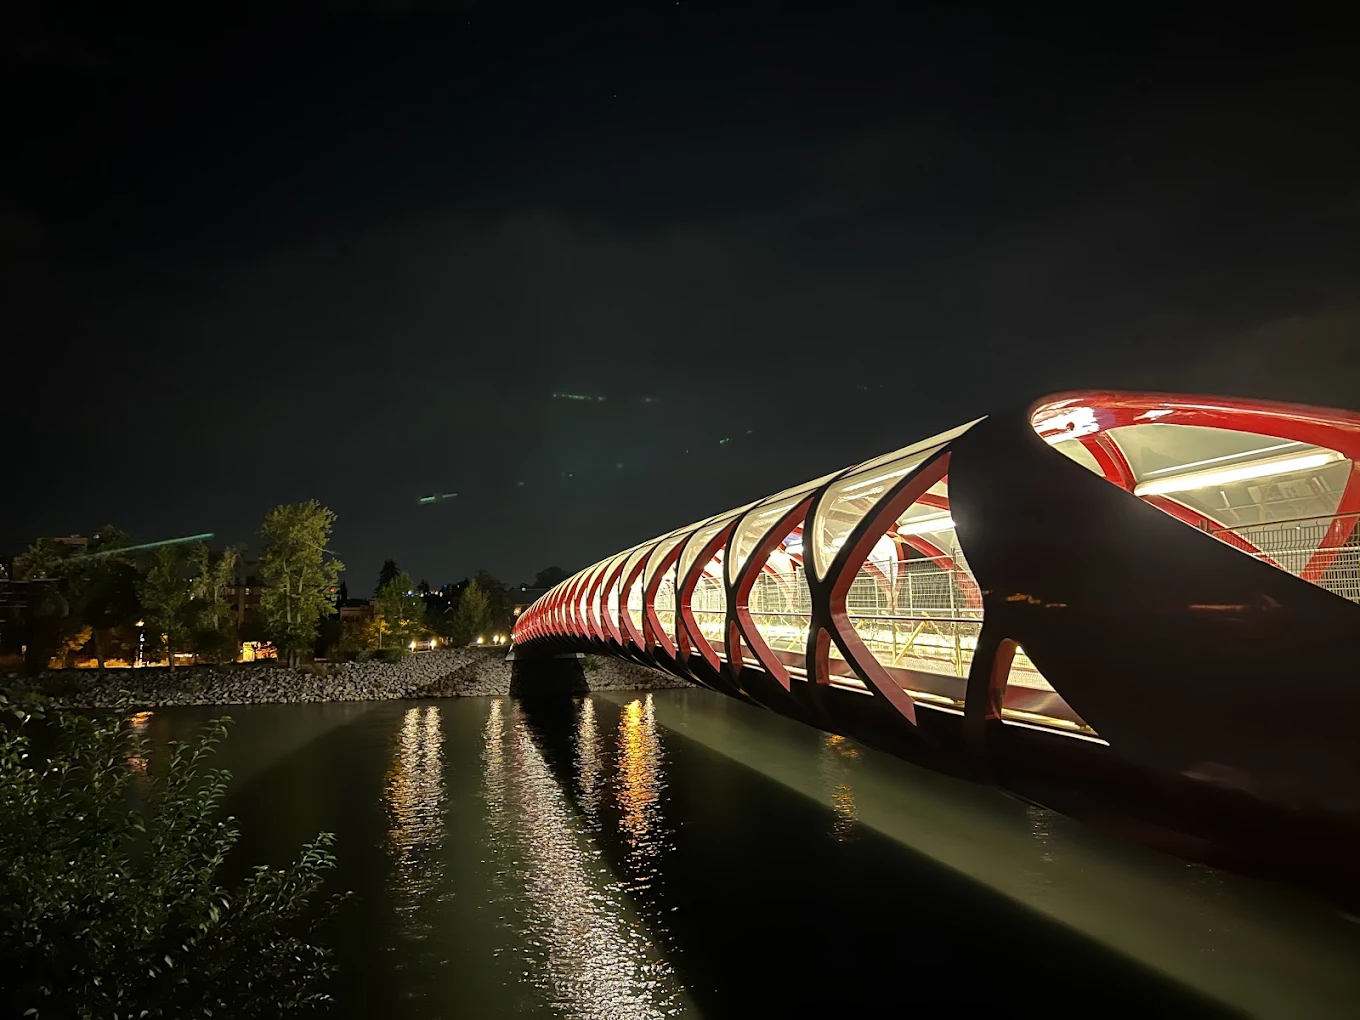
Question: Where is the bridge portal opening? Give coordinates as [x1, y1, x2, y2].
[1034, 397, 1359, 605]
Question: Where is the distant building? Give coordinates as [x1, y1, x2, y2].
[225, 572, 264, 629]
[512, 587, 548, 617]
[1, 537, 87, 647]
[0, 558, 31, 647]
[339, 601, 374, 624]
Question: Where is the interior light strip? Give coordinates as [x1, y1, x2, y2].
[895, 512, 956, 535]
[1133, 450, 1344, 497]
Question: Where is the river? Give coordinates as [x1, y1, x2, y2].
[137, 690, 1360, 1019]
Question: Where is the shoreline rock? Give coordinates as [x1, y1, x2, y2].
[7, 649, 691, 709]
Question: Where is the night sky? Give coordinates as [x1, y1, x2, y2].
[6, 3, 1359, 587]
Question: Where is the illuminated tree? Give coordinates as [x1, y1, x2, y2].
[450, 579, 489, 645]
[138, 546, 192, 673]
[17, 526, 139, 668]
[258, 502, 344, 668]
[374, 571, 428, 650]
[190, 544, 241, 663]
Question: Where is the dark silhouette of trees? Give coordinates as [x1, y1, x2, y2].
[532, 566, 571, 589]
[373, 560, 400, 598]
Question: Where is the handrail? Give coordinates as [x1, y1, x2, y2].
[748, 610, 980, 625]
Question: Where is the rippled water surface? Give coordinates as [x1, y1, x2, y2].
[142, 690, 1360, 1019]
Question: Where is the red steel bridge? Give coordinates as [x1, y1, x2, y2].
[512, 391, 1360, 878]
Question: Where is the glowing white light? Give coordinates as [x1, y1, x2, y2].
[895, 512, 956, 535]
[1134, 450, 1344, 496]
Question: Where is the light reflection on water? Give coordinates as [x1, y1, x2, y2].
[483, 698, 686, 1019]
[574, 697, 606, 825]
[385, 705, 445, 944]
[146, 692, 1360, 1019]
[819, 733, 860, 843]
[616, 696, 665, 859]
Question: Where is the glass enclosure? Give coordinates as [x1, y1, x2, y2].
[809, 419, 980, 579]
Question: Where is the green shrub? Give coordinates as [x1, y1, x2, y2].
[0, 689, 348, 1017]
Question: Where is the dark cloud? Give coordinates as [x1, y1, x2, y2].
[7, 4, 1360, 584]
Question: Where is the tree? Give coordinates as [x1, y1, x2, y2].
[16, 527, 139, 668]
[79, 527, 140, 668]
[373, 559, 400, 598]
[374, 571, 428, 650]
[422, 586, 455, 639]
[0, 689, 345, 1016]
[450, 579, 489, 646]
[532, 565, 571, 589]
[190, 544, 241, 663]
[475, 569, 512, 639]
[139, 545, 192, 673]
[258, 502, 344, 668]
[326, 620, 368, 661]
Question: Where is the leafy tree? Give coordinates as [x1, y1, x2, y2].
[361, 614, 391, 651]
[16, 527, 139, 668]
[374, 571, 428, 650]
[79, 528, 141, 667]
[56, 625, 93, 667]
[450, 579, 489, 646]
[0, 689, 346, 1017]
[373, 559, 400, 598]
[326, 620, 368, 661]
[139, 545, 193, 673]
[532, 565, 571, 589]
[422, 587, 455, 640]
[190, 544, 241, 663]
[259, 502, 344, 668]
[475, 569, 512, 639]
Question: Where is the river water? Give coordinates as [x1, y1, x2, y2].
[138, 690, 1360, 1019]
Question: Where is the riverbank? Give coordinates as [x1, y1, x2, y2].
[9, 649, 692, 709]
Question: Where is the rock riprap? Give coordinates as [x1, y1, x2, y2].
[13, 649, 691, 709]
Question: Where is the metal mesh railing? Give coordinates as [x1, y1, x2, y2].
[742, 558, 987, 678]
[748, 566, 812, 658]
[1211, 512, 1360, 603]
[845, 553, 982, 619]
